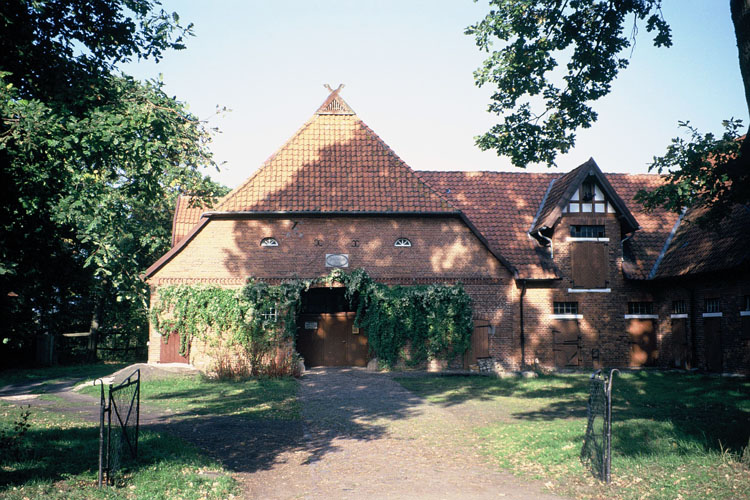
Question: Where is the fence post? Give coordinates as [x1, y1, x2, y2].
[97, 380, 106, 488]
[605, 368, 619, 484]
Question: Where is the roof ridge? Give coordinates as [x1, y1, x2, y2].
[648, 207, 686, 279]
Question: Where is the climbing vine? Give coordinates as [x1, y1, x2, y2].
[150, 269, 473, 373]
[339, 269, 473, 367]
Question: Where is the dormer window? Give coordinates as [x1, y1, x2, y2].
[581, 179, 595, 202]
[394, 238, 412, 248]
[564, 179, 615, 214]
[260, 237, 279, 247]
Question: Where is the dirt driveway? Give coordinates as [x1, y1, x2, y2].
[225, 367, 565, 499]
[1, 366, 566, 499]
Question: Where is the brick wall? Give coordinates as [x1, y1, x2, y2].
[657, 270, 750, 374]
[147, 213, 749, 374]
[147, 215, 514, 365]
[516, 212, 750, 374]
[519, 213, 661, 371]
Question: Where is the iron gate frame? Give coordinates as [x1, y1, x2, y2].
[580, 368, 618, 483]
[97, 369, 140, 487]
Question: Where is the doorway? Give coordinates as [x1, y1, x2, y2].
[295, 288, 368, 368]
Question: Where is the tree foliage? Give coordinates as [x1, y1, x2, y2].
[0, 0, 227, 362]
[467, 0, 671, 168]
[635, 119, 748, 221]
[468, 0, 750, 220]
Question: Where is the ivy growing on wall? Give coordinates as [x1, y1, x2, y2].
[150, 269, 473, 372]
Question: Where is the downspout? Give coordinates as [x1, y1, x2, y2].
[520, 280, 527, 369]
[620, 232, 634, 272]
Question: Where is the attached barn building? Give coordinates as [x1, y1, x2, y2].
[145, 88, 750, 375]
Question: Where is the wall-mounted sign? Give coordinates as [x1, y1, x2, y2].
[304, 321, 318, 330]
[325, 253, 349, 268]
[352, 326, 360, 334]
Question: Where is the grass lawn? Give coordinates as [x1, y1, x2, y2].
[396, 371, 750, 500]
[0, 402, 238, 499]
[81, 374, 300, 421]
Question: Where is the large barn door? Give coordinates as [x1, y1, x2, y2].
[704, 318, 722, 372]
[671, 318, 689, 368]
[160, 332, 189, 363]
[297, 312, 368, 368]
[627, 319, 657, 367]
[552, 320, 581, 368]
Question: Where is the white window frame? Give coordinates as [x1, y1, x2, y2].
[624, 314, 659, 320]
[260, 237, 279, 247]
[566, 237, 610, 242]
[551, 314, 583, 320]
[262, 307, 277, 321]
[394, 238, 412, 248]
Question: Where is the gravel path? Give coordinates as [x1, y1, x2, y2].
[1, 366, 567, 499]
[237, 367, 565, 499]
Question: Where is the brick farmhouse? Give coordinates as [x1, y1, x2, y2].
[144, 88, 750, 374]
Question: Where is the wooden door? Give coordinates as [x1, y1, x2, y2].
[552, 320, 581, 368]
[464, 321, 491, 368]
[742, 316, 750, 340]
[671, 318, 688, 368]
[704, 317, 722, 372]
[321, 313, 349, 366]
[297, 312, 368, 367]
[346, 313, 369, 367]
[627, 319, 657, 367]
[160, 332, 189, 363]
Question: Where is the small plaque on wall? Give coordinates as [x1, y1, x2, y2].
[325, 253, 349, 268]
[304, 321, 318, 330]
[352, 326, 360, 334]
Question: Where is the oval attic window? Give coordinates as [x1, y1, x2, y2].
[394, 238, 412, 248]
[260, 237, 278, 247]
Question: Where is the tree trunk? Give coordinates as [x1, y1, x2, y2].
[731, 0, 750, 153]
[87, 298, 103, 362]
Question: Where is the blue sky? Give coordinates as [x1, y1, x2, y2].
[125, 1, 747, 189]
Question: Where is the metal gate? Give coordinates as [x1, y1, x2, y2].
[581, 369, 618, 483]
[98, 369, 140, 487]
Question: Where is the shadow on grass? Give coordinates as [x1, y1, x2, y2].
[0, 419, 213, 490]
[396, 370, 750, 456]
[0, 363, 129, 395]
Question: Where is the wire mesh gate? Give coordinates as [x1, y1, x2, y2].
[97, 369, 140, 487]
[580, 368, 618, 483]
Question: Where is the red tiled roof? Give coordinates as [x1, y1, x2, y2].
[532, 159, 639, 235]
[164, 89, 681, 281]
[172, 195, 210, 247]
[607, 174, 680, 279]
[418, 171, 560, 279]
[419, 170, 677, 279]
[213, 91, 455, 215]
[652, 204, 750, 278]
